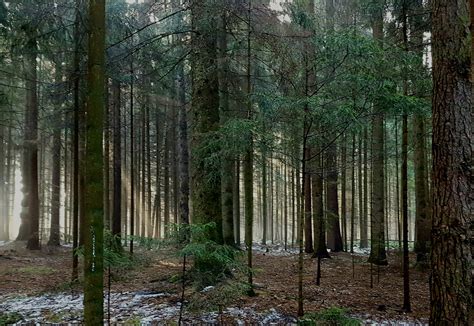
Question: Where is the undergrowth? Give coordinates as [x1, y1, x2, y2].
[299, 307, 361, 326]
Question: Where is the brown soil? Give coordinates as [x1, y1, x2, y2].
[0, 241, 429, 323]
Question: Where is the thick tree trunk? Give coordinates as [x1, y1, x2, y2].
[83, 0, 105, 322]
[430, 0, 472, 324]
[72, 0, 82, 279]
[190, 0, 222, 243]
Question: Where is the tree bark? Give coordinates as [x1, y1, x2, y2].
[430, 0, 472, 323]
[112, 79, 122, 248]
[190, 0, 222, 243]
[368, 5, 387, 265]
[83, 0, 105, 322]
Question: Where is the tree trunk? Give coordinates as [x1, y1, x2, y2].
[312, 145, 330, 258]
[190, 0, 222, 243]
[233, 159, 241, 245]
[48, 62, 62, 246]
[24, 29, 40, 250]
[410, 0, 430, 264]
[218, 8, 235, 246]
[341, 135, 347, 251]
[430, 0, 472, 323]
[83, 0, 105, 322]
[350, 132, 356, 253]
[368, 6, 387, 265]
[326, 143, 343, 252]
[112, 79, 122, 248]
[177, 65, 189, 229]
[360, 127, 369, 248]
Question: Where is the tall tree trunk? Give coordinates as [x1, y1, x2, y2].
[112, 79, 122, 248]
[312, 145, 330, 258]
[410, 0, 430, 264]
[341, 135, 347, 251]
[368, 5, 387, 265]
[401, 3, 411, 311]
[360, 127, 369, 248]
[430, 0, 472, 323]
[129, 58, 135, 252]
[261, 151, 268, 245]
[190, 0, 222, 243]
[24, 29, 40, 250]
[218, 7, 234, 246]
[177, 66, 189, 229]
[350, 132, 356, 253]
[233, 159, 241, 245]
[163, 117, 170, 236]
[244, 0, 255, 295]
[141, 110, 146, 237]
[104, 85, 110, 230]
[48, 62, 62, 246]
[5, 125, 13, 241]
[154, 108, 162, 238]
[0, 124, 5, 241]
[72, 0, 82, 280]
[326, 143, 343, 252]
[83, 0, 105, 322]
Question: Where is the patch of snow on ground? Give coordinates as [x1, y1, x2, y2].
[0, 240, 12, 247]
[0, 292, 296, 325]
[252, 242, 298, 256]
[355, 314, 428, 325]
[352, 245, 371, 256]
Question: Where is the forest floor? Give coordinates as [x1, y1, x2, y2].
[0, 241, 429, 325]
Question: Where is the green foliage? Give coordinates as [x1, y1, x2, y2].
[178, 223, 243, 289]
[299, 307, 361, 326]
[0, 312, 22, 325]
[76, 231, 134, 270]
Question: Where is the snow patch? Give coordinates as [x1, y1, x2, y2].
[252, 243, 298, 257]
[0, 292, 297, 325]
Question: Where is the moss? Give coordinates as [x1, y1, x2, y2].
[16, 266, 55, 275]
[0, 312, 23, 325]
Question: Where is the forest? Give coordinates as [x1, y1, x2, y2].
[0, 0, 472, 325]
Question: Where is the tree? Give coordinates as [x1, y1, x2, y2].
[190, 0, 222, 243]
[430, 0, 472, 323]
[410, 0, 430, 265]
[368, 1, 387, 266]
[83, 0, 105, 323]
[112, 79, 122, 249]
[48, 60, 62, 247]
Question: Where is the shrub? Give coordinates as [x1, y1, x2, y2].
[299, 307, 360, 326]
